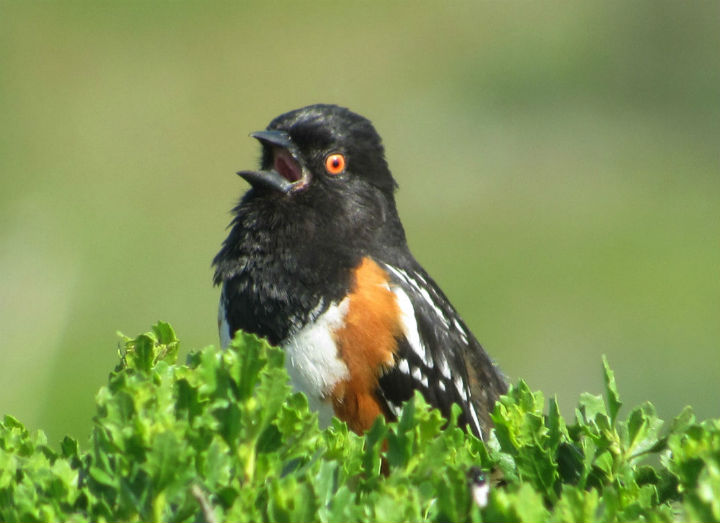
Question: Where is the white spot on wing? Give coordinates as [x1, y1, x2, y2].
[453, 318, 469, 344]
[388, 281, 433, 369]
[408, 366, 429, 388]
[398, 358, 410, 375]
[453, 317, 468, 336]
[386, 400, 402, 417]
[454, 376, 468, 402]
[468, 403, 483, 440]
[385, 264, 456, 345]
[418, 286, 450, 329]
[438, 355, 452, 380]
[384, 264, 408, 284]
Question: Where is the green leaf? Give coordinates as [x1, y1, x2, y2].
[697, 460, 720, 520]
[130, 334, 155, 373]
[152, 321, 179, 364]
[266, 475, 317, 523]
[145, 431, 183, 492]
[362, 416, 387, 481]
[547, 396, 564, 450]
[577, 392, 607, 426]
[602, 356, 622, 425]
[552, 485, 599, 523]
[626, 403, 663, 458]
[230, 330, 271, 400]
[556, 442, 583, 484]
[669, 405, 696, 434]
[89, 465, 116, 487]
[60, 436, 79, 459]
[484, 482, 549, 522]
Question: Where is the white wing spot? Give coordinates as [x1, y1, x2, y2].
[418, 286, 450, 328]
[398, 358, 410, 375]
[453, 319, 469, 343]
[386, 401, 402, 417]
[384, 264, 408, 284]
[411, 366, 423, 382]
[454, 376, 469, 402]
[468, 403, 483, 440]
[438, 380, 446, 392]
[386, 264, 451, 335]
[411, 365, 430, 389]
[453, 317, 468, 336]
[389, 282, 433, 369]
[438, 355, 452, 380]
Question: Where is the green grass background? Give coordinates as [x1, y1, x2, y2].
[1, 2, 718, 445]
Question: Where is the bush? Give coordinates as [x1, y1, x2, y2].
[1, 322, 718, 522]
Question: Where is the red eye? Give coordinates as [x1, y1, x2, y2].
[324, 153, 346, 175]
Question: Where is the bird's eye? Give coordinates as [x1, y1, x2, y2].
[324, 153, 346, 175]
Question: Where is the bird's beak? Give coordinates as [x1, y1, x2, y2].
[237, 168, 295, 193]
[237, 130, 309, 194]
[249, 130, 292, 148]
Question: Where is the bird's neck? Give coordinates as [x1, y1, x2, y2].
[214, 199, 359, 343]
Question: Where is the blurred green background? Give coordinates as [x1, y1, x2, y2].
[1, 2, 718, 445]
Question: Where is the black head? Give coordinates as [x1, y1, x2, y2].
[238, 104, 398, 198]
[215, 104, 409, 285]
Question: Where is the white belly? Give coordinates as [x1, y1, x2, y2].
[281, 298, 350, 427]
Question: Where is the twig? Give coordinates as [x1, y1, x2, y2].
[191, 484, 218, 523]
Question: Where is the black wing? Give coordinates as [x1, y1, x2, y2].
[376, 262, 507, 439]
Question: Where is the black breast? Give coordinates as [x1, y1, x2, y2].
[213, 192, 358, 344]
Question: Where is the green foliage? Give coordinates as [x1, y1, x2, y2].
[1, 323, 719, 522]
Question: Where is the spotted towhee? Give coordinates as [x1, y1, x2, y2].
[213, 104, 507, 439]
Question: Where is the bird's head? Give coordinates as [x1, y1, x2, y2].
[237, 104, 397, 201]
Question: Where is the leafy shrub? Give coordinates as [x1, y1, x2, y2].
[0, 322, 718, 522]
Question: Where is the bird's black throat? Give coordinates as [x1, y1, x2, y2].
[213, 187, 385, 345]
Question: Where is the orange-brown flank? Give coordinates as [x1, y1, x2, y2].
[331, 257, 402, 433]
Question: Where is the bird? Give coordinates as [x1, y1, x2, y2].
[213, 104, 507, 439]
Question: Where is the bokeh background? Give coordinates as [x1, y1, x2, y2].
[1, 2, 718, 445]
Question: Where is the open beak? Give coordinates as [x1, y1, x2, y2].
[237, 130, 309, 193]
